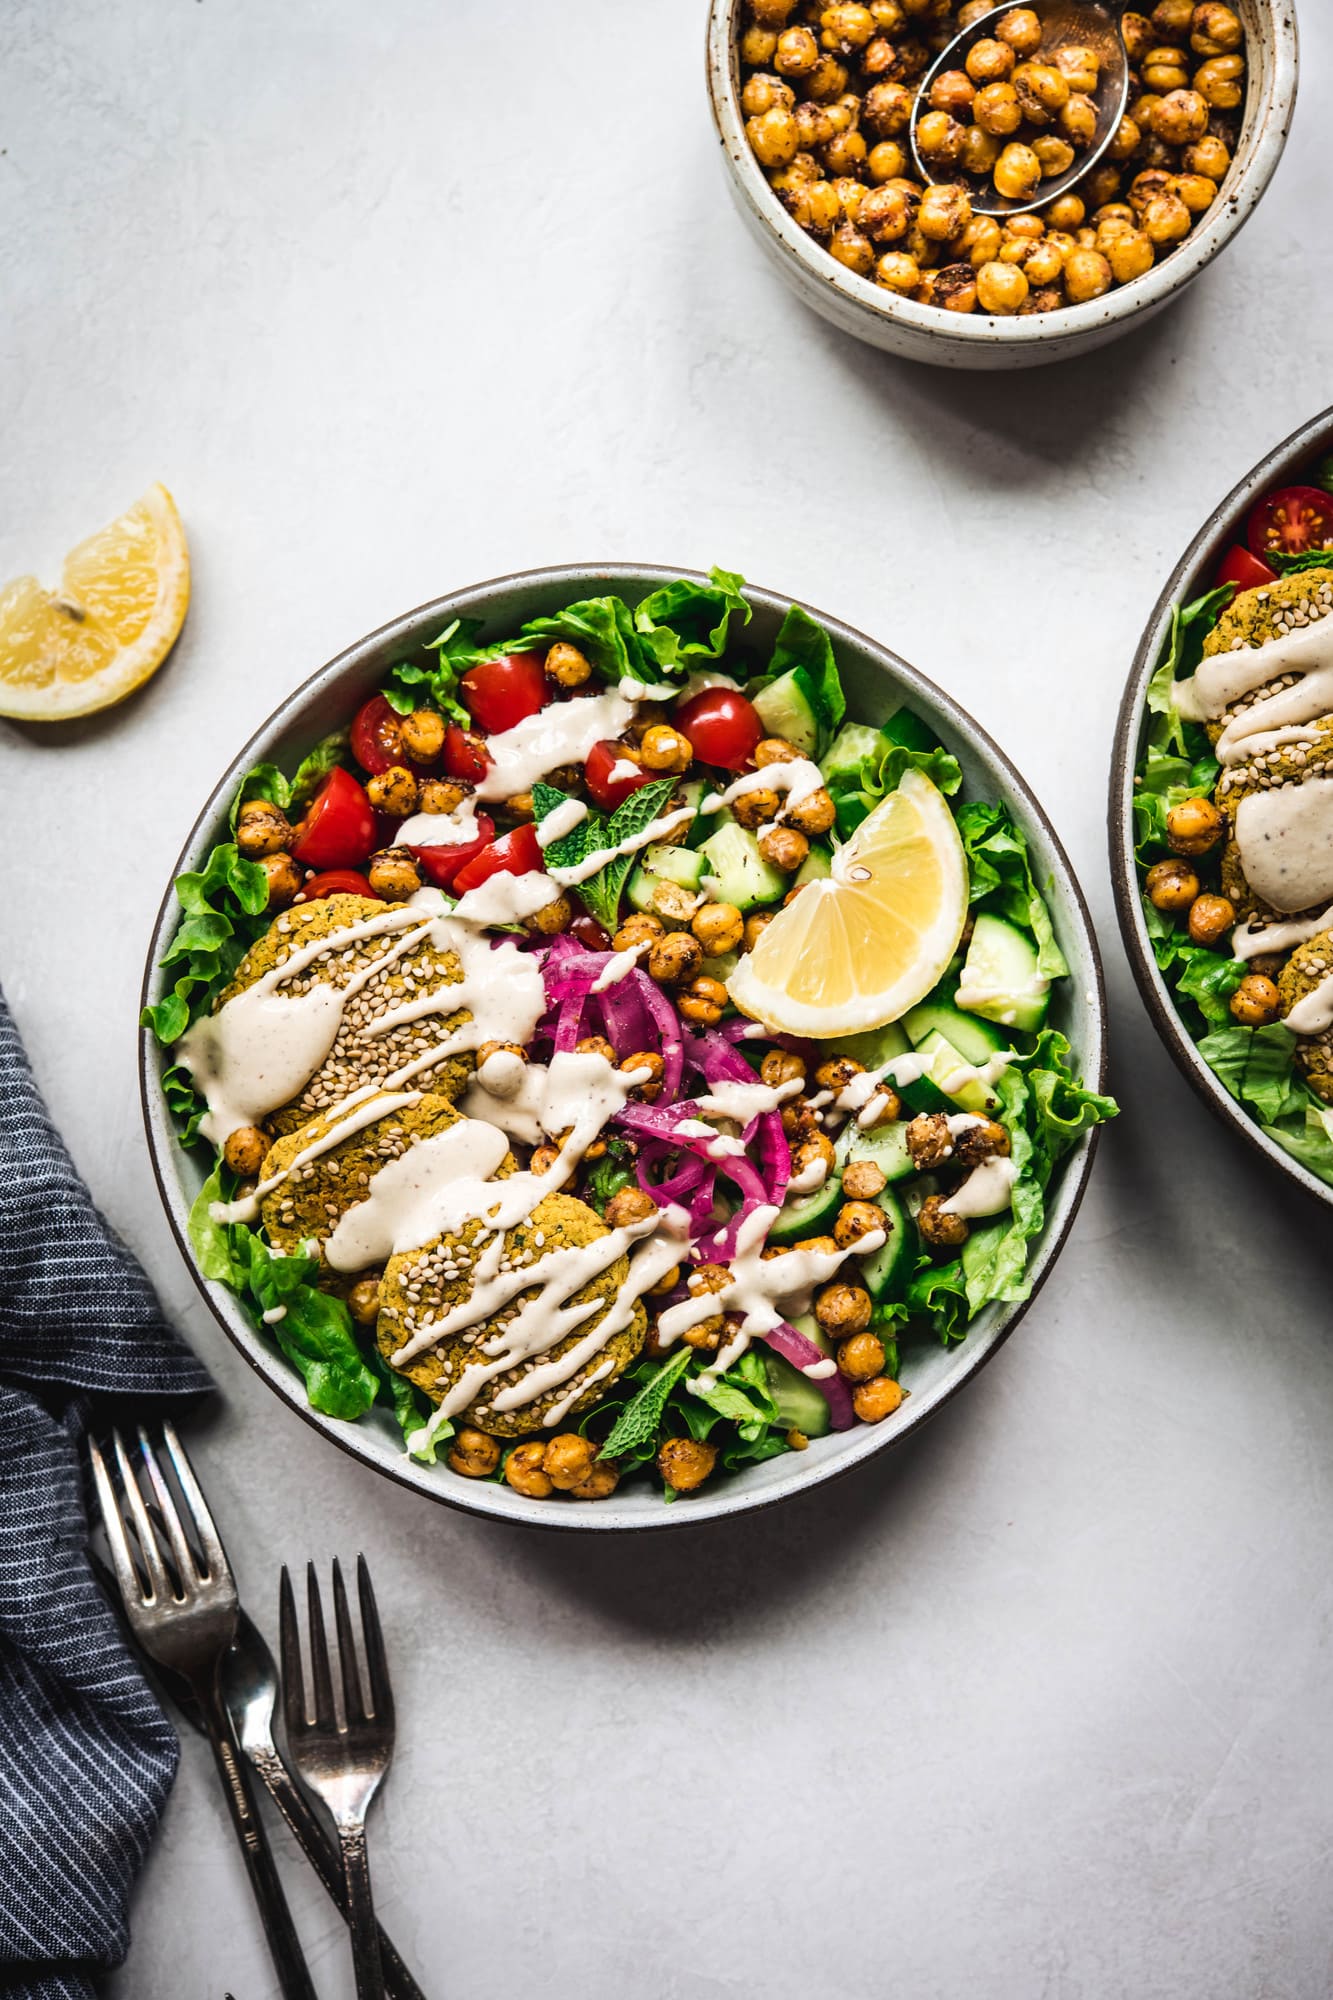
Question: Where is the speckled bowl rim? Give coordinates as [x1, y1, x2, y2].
[1109, 406, 1333, 1210]
[705, 0, 1299, 356]
[142, 563, 1108, 1532]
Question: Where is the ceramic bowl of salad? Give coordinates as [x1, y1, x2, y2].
[142, 563, 1113, 1529]
[1112, 408, 1333, 1201]
[706, 0, 1297, 370]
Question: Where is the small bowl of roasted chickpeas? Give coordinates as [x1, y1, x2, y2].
[706, 0, 1297, 368]
[1111, 408, 1333, 1207]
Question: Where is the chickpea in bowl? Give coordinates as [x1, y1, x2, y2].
[737, 1, 1247, 318]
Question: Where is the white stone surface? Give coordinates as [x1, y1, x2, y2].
[3, 3, 1333, 1995]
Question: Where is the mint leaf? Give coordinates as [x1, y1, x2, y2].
[580, 777, 679, 932]
[599, 1346, 693, 1460]
[531, 781, 607, 873]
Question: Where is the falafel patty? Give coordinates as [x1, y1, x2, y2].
[1277, 931, 1333, 1104]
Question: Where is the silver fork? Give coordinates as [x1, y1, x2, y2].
[280, 1556, 394, 2000]
[89, 1426, 317, 2000]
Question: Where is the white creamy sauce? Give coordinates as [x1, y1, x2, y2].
[690, 1077, 801, 1125]
[1283, 972, 1333, 1036]
[590, 941, 649, 991]
[214, 1088, 425, 1226]
[673, 1117, 746, 1161]
[473, 689, 640, 803]
[955, 973, 1048, 1028]
[1174, 609, 1333, 915]
[703, 758, 825, 827]
[534, 797, 589, 847]
[608, 758, 642, 784]
[462, 1048, 650, 1150]
[397, 801, 479, 848]
[785, 1153, 829, 1195]
[1232, 899, 1333, 963]
[546, 804, 697, 888]
[654, 1203, 884, 1393]
[450, 869, 559, 927]
[323, 1118, 512, 1271]
[826, 1050, 1012, 1132]
[941, 1155, 1017, 1219]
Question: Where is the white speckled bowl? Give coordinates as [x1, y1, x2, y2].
[706, 0, 1298, 371]
[142, 565, 1107, 1530]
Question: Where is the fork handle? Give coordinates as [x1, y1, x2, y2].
[200, 1697, 318, 2000]
[247, 1743, 426, 2000]
[338, 1817, 387, 2000]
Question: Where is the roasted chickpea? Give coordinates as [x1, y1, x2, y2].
[365, 764, 419, 818]
[815, 1281, 873, 1334]
[919, 1193, 969, 1248]
[731, 786, 783, 830]
[1012, 60, 1069, 121]
[1169, 170, 1218, 213]
[841, 1158, 888, 1200]
[787, 786, 836, 835]
[930, 68, 976, 117]
[530, 1143, 562, 1175]
[692, 901, 745, 956]
[973, 80, 1022, 137]
[791, 1133, 837, 1186]
[861, 183, 913, 241]
[1187, 892, 1235, 946]
[574, 1034, 616, 1065]
[743, 910, 776, 952]
[223, 1124, 268, 1178]
[953, 1116, 1010, 1169]
[962, 213, 1004, 265]
[638, 724, 693, 776]
[1063, 245, 1112, 301]
[1152, 0, 1195, 32]
[761, 1049, 807, 1091]
[1166, 796, 1224, 855]
[621, 1050, 665, 1101]
[919, 182, 972, 241]
[1151, 85, 1209, 142]
[915, 108, 965, 165]
[834, 1200, 886, 1249]
[1229, 974, 1281, 1027]
[868, 139, 910, 182]
[814, 1055, 864, 1094]
[740, 26, 780, 67]
[790, 175, 844, 232]
[1191, 2, 1242, 54]
[397, 706, 447, 766]
[775, 23, 820, 73]
[906, 1110, 953, 1168]
[1143, 45, 1190, 92]
[747, 105, 802, 168]
[794, 99, 836, 153]
[1033, 134, 1076, 177]
[1105, 226, 1154, 282]
[1128, 167, 1173, 212]
[1120, 9, 1155, 59]
[966, 36, 1014, 83]
[504, 1442, 553, 1498]
[823, 126, 869, 175]
[807, 52, 850, 98]
[604, 1185, 658, 1230]
[446, 1428, 501, 1480]
[679, 974, 730, 1026]
[1044, 190, 1086, 230]
[658, 1437, 717, 1493]
[1085, 163, 1124, 209]
[960, 125, 1001, 176]
[875, 248, 920, 292]
[837, 1331, 886, 1382]
[795, 1235, 839, 1259]
[1183, 132, 1231, 179]
[648, 932, 703, 987]
[757, 825, 809, 873]
[1142, 191, 1192, 244]
[1054, 42, 1101, 90]
[545, 640, 593, 689]
[995, 6, 1042, 54]
[750, 0, 798, 23]
[1022, 237, 1065, 284]
[542, 1434, 597, 1492]
[862, 79, 915, 135]
[822, 1, 877, 48]
[235, 798, 292, 858]
[976, 258, 1029, 313]
[854, 1375, 905, 1422]
[569, 1459, 620, 1501]
[612, 912, 664, 952]
[1195, 52, 1244, 107]
[262, 852, 305, 908]
[994, 141, 1042, 201]
[1058, 93, 1098, 146]
[524, 894, 572, 938]
[348, 1275, 382, 1326]
[419, 776, 468, 815]
[1106, 113, 1142, 164]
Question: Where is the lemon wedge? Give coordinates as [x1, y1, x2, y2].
[726, 766, 969, 1037]
[0, 484, 190, 721]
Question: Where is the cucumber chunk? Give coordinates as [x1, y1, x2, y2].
[837, 1117, 915, 1184]
[880, 707, 941, 754]
[762, 1351, 833, 1438]
[903, 998, 1008, 1066]
[820, 721, 883, 785]
[626, 842, 708, 922]
[793, 845, 833, 887]
[856, 1184, 912, 1302]
[838, 1019, 911, 1069]
[768, 1169, 843, 1245]
[913, 1029, 1002, 1115]
[698, 821, 787, 911]
[957, 912, 1051, 1033]
[752, 667, 821, 756]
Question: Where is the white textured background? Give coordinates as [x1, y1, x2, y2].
[4, 3, 1333, 1996]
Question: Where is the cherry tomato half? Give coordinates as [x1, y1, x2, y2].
[584, 738, 655, 813]
[350, 694, 405, 776]
[1216, 544, 1277, 592]
[674, 685, 763, 773]
[294, 869, 375, 904]
[289, 766, 377, 870]
[406, 811, 496, 891]
[460, 651, 549, 735]
[1247, 486, 1333, 560]
[451, 821, 544, 894]
[444, 722, 492, 784]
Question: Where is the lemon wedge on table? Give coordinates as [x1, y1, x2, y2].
[0, 483, 190, 721]
[727, 767, 969, 1038]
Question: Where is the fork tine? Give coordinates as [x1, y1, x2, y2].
[279, 1564, 307, 1736]
[111, 1429, 172, 1604]
[305, 1563, 337, 1728]
[159, 1421, 229, 1580]
[89, 1437, 147, 1609]
[356, 1553, 394, 1728]
[137, 1428, 200, 1588]
[331, 1558, 366, 1725]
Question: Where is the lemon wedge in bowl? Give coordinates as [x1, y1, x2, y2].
[0, 483, 190, 721]
[727, 766, 969, 1037]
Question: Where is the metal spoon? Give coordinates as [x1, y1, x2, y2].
[909, 0, 1129, 218]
